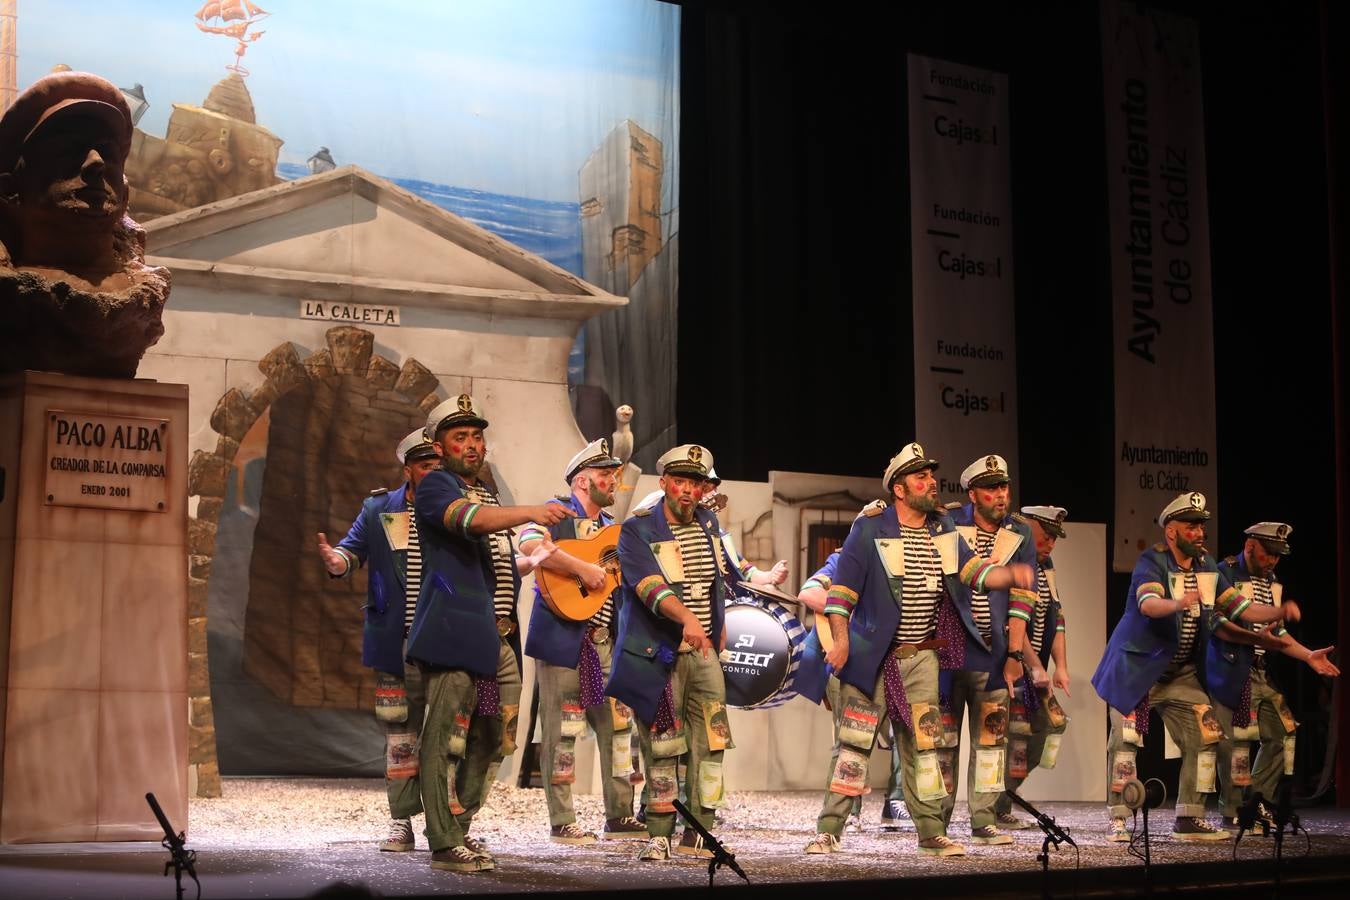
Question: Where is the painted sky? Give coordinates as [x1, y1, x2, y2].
[17, 0, 680, 202]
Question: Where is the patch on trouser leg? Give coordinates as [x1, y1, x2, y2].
[838, 697, 881, 750]
[375, 672, 409, 723]
[698, 761, 726, 808]
[447, 759, 466, 815]
[649, 764, 677, 813]
[915, 750, 949, 801]
[974, 747, 1006, 793]
[386, 732, 418, 780]
[1192, 704, 1223, 745]
[1275, 696, 1299, 733]
[501, 704, 519, 756]
[612, 732, 634, 778]
[1196, 750, 1217, 793]
[1008, 737, 1029, 779]
[551, 738, 577, 785]
[610, 698, 634, 731]
[910, 702, 940, 751]
[1111, 750, 1137, 792]
[1233, 721, 1260, 741]
[979, 701, 1008, 746]
[560, 696, 587, 738]
[447, 712, 470, 758]
[829, 747, 869, 796]
[703, 700, 735, 751]
[1283, 735, 1296, 775]
[1230, 744, 1252, 786]
[1040, 733, 1062, 769]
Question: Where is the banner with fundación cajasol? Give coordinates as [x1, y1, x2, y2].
[1100, 2, 1219, 571]
[907, 54, 1020, 504]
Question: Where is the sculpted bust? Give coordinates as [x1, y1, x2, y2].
[0, 72, 168, 378]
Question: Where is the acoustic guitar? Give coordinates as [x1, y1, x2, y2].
[536, 523, 623, 622]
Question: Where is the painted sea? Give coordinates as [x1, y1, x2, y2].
[277, 162, 586, 379]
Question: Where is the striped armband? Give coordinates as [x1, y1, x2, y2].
[823, 584, 858, 618]
[800, 574, 832, 593]
[1007, 587, 1037, 624]
[442, 497, 482, 537]
[1217, 585, 1250, 621]
[1136, 580, 1165, 609]
[1271, 624, 1289, 637]
[636, 574, 676, 614]
[960, 556, 997, 592]
[1056, 611, 1067, 633]
[738, 557, 757, 578]
[334, 547, 358, 575]
[518, 522, 549, 547]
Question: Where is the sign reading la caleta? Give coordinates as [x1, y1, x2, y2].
[45, 410, 170, 512]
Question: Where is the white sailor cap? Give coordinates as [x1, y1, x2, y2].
[1158, 491, 1210, 527]
[959, 453, 1010, 491]
[706, 467, 722, 486]
[883, 441, 940, 490]
[425, 393, 488, 438]
[564, 438, 622, 483]
[1245, 521, 1292, 555]
[396, 428, 438, 465]
[1019, 505, 1068, 538]
[635, 489, 665, 511]
[657, 444, 713, 479]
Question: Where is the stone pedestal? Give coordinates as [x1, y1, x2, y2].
[0, 371, 188, 842]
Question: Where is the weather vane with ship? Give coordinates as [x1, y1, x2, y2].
[194, 1, 270, 76]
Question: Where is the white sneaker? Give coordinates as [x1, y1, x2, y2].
[917, 834, 966, 857]
[638, 835, 672, 861]
[379, 817, 414, 852]
[804, 832, 840, 854]
[1108, 817, 1131, 843]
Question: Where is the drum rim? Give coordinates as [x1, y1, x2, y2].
[721, 600, 806, 709]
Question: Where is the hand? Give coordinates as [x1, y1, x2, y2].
[317, 532, 347, 575]
[682, 618, 712, 658]
[766, 560, 789, 585]
[1306, 646, 1340, 677]
[1176, 590, 1201, 613]
[1257, 629, 1292, 653]
[824, 631, 850, 671]
[1281, 599, 1302, 624]
[1003, 656, 1023, 693]
[719, 623, 727, 654]
[1007, 562, 1036, 591]
[1028, 666, 1050, 690]
[535, 504, 576, 526]
[580, 562, 607, 591]
[1052, 666, 1071, 697]
[520, 538, 558, 574]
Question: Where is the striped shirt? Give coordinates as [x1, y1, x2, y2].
[405, 510, 422, 631]
[895, 524, 943, 644]
[968, 528, 996, 644]
[1247, 575, 1277, 658]
[1172, 570, 1199, 664]
[671, 522, 716, 634]
[466, 484, 517, 620]
[1029, 564, 1053, 656]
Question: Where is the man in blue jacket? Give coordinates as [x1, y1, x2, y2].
[994, 505, 1072, 830]
[802, 442, 1035, 858]
[1209, 523, 1337, 828]
[318, 429, 441, 853]
[1092, 492, 1290, 842]
[605, 444, 738, 862]
[521, 438, 648, 845]
[943, 454, 1039, 846]
[409, 394, 573, 873]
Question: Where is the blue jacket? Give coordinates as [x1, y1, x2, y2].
[795, 550, 839, 704]
[818, 505, 987, 698]
[1091, 544, 1249, 714]
[407, 468, 522, 676]
[336, 485, 412, 677]
[948, 504, 1037, 678]
[523, 493, 616, 669]
[604, 503, 737, 722]
[1206, 551, 1286, 709]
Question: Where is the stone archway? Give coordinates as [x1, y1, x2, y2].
[185, 325, 444, 796]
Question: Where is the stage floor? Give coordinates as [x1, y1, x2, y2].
[2, 778, 1349, 899]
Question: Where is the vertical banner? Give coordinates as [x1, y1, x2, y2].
[1101, 3, 1218, 571]
[908, 54, 1019, 503]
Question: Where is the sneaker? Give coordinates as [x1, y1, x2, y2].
[638, 835, 672, 861]
[879, 798, 910, 831]
[845, 812, 864, 833]
[970, 824, 1014, 846]
[603, 816, 649, 840]
[550, 822, 598, 845]
[917, 835, 966, 857]
[996, 811, 1032, 831]
[675, 829, 718, 859]
[635, 803, 647, 824]
[1171, 817, 1231, 841]
[379, 817, 415, 852]
[1255, 802, 1278, 831]
[1108, 817, 1131, 843]
[804, 832, 840, 854]
[463, 835, 494, 862]
[431, 845, 495, 872]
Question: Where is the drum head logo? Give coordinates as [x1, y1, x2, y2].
[721, 605, 789, 708]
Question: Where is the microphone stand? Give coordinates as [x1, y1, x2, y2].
[1272, 776, 1300, 898]
[146, 792, 199, 900]
[1006, 788, 1075, 900]
[672, 798, 749, 887]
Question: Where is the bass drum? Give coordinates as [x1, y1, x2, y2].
[720, 598, 806, 709]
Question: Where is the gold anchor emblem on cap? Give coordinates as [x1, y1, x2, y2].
[910, 443, 923, 458]
[456, 394, 473, 413]
[600, 439, 609, 456]
[1276, 524, 1289, 539]
[1189, 492, 1204, 509]
[985, 455, 999, 471]
[689, 446, 703, 463]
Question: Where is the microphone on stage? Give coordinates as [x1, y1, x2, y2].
[1004, 787, 1076, 848]
[1234, 790, 1268, 842]
[672, 797, 749, 886]
[1121, 777, 1166, 813]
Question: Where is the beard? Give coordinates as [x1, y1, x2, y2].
[1175, 534, 1204, 559]
[665, 494, 695, 524]
[976, 499, 1006, 522]
[589, 482, 615, 508]
[903, 489, 939, 514]
[443, 452, 484, 479]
